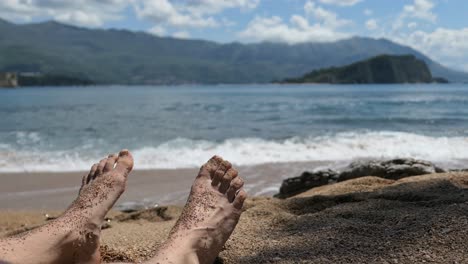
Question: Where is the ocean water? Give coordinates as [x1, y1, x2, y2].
[2, 83, 468, 173]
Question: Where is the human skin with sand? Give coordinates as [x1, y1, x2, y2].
[0, 151, 247, 264]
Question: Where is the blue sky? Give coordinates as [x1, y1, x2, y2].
[1, 0, 467, 71]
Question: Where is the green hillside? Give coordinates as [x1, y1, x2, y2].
[0, 19, 467, 84]
[283, 55, 446, 84]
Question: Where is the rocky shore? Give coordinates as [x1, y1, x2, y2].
[276, 158, 445, 198]
[1, 160, 467, 263]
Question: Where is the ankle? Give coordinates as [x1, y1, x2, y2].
[63, 207, 104, 231]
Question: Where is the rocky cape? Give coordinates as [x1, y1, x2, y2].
[281, 55, 449, 84]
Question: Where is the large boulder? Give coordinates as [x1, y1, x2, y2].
[275, 169, 339, 199]
[338, 158, 445, 182]
[276, 158, 446, 199]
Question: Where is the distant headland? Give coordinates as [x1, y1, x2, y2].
[0, 72, 94, 88]
[280, 55, 449, 84]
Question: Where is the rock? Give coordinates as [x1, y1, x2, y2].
[276, 158, 446, 199]
[115, 201, 159, 213]
[44, 213, 58, 221]
[338, 158, 445, 182]
[101, 222, 112, 230]
[275, 169, 339, 199]
[115, 207, 172, 222]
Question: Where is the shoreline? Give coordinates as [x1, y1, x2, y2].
[0, 160, 334, 210]
[1, 171, 467, 263]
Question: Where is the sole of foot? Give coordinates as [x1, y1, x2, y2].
[0, 150, 134, 264]
[149, 155, 247, 264]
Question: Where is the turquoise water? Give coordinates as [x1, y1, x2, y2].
[2, 83, 468, 172]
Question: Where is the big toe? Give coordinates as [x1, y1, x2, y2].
[227, 177, 244, 202]
[115, 149, 134, 175]
[233, 189, 247, 210]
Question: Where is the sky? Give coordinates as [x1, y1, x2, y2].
[1, 0, 467, 71]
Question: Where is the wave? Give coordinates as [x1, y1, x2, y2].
[1, 131, 468, 172]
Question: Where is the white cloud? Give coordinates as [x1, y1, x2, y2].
[395, 27, 468, 71]
[238, 15, 349, 44]
[363, 0, 468, 71]
[405, 28, 468, 58]
[185, 0, 260, 15]
[404, 0, 436, 22]
[393, 0, 437, 30]
[238, 1, 352, 44]
[364, 9, 373, 16]
[365, 19, 378, 30]
[408, 22, 418, 29]
[221, 17, 236, 27]
[149, 25, 166, 36]
[172, 30, 190, 39]
[55, 11, 104, 27]
[134, 0, 217, 28]
[304, 1, 352, 29]
[135, 0, 259, 30]
[0, 0, 128, 27]
[0, 0, 260, 31]
[318, 0, 362, 6]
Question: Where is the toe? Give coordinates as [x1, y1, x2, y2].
[219, 168, 238, 194]
[80, 174, 87, 192]
[212, 160, 232, 187]
[95, 158, 108, 177]
[86, 163, 98, 184]
[114, 149, 134, 175]
[104, 154, 118, 172]
[197, 155, 223, 179]
[227, 177, 244, 202]
[233, 189, 247, 210]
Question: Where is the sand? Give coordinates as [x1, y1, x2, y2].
[1, 171, 467, 263]
[0, 161, 330, 210]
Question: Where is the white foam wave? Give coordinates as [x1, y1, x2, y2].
[2, 131, 468, 172]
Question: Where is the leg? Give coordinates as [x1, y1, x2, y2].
[145, 155, 247, 264]
[0, 150, 134, 264]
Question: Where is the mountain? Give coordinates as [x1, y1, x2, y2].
[0, 19, 467, 84]
[282, 54, 448, 84]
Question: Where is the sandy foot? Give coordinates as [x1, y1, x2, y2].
[147, 155, 247, 264]
[0, 150, 134, 264]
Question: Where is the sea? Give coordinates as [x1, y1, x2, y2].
[2, 83, 468, 174]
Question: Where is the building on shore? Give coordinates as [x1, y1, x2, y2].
[0, 72, 18, 87]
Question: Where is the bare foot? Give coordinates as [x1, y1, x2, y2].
[0, 150, 134, 264]
[148, 155, 247, 264]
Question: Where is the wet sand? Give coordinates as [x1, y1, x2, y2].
[1, 172, 467, 263]
[0, 161, 334, 210]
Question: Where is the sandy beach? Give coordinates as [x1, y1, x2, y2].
[1, 170, 467, 263]
[0, 161, 332, 210]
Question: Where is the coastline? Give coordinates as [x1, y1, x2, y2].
[0, 160, 333, 210]
[1, 171, 467, 263]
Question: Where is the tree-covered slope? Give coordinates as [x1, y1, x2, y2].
[0, 19, 466, 84]
[282, 55, 445, 84]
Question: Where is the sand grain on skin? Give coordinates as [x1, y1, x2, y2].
[1, 172, 467, 263]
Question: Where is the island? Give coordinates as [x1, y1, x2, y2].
[281, 54, 449, 84]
